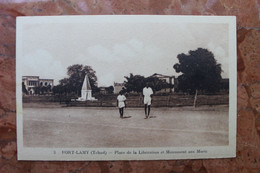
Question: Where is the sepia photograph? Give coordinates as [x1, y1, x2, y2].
[16, 15, 236, 160]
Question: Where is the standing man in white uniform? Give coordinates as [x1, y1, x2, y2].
[143, 83, 153, 119]
[117, 91, 126, 118]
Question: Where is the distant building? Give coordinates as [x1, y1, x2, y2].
[150, 73, 175, 93]
[150, 73, 175, 84]
[22, 76, 54, 95]
[114, 82, 124, 94]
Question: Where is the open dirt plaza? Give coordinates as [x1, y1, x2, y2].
[23, 103, 229, 148]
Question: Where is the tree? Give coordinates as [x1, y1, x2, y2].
[173, 48, 222, 106]
[52, 84, 63, 95]
[146, 76, 169, 93]
[67, 64, 98, 95]
[38, 84, 52, 95]
[34, 86, 40, 95]
[22, 82, 28, 95]
[124, 73, 146, 93]
[52, 78, 71, 95]
[53, 64, 98, 96]
[105, 86, 114, 94]
[123, 73, 170, 94]
[40, 86, 47, 94]
[47, 84, 52, 93]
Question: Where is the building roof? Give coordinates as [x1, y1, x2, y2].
[114, 82, 124, 86]
[150, 73, 174, 78]
[22, 76, 39, 78]
[39, 79, 54, 81]
[23, 76, 54, 81]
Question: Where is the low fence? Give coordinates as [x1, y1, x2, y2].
[23, 94, 229, 107]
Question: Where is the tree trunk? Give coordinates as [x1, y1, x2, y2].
[193, 89, 198, 107]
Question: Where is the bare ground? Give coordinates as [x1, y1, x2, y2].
[23, 103, 229, 148]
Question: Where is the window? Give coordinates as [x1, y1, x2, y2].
[29, 81, 37, 86]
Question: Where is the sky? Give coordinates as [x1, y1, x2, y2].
[19, 16, 230, 86]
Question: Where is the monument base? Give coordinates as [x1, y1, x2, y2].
[76, 97, 97, 101]
[76, 90, 97, 101]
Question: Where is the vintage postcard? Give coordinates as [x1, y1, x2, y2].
[16, 15, 237, 160]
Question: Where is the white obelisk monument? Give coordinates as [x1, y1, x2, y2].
[77, 74, 96, 101]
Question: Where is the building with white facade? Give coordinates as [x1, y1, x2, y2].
[22, 76, 54, 95]
[150, 73, 175, 93]
[114, 82, 124, 94]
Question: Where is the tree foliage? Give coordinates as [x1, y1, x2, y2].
[123, 73, 169, 93]
[146, 76, 170, 92]
[22, 82, 28, 94]
[32, 85, 52, 95]
[53, 64, 98, 95]
[173, 48, 222, 94]
[105, 86, 114, 94]
[124, 74, 146, 93]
